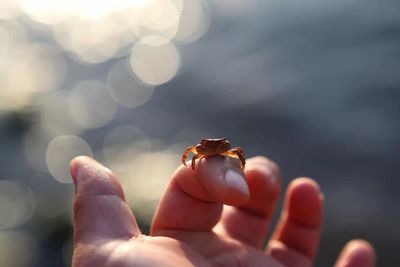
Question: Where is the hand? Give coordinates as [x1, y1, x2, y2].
[70, 156, 375, 267]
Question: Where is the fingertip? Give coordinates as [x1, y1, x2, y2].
[70, 156, 123, 199]
[70, 156, 92, 185]
[247, 156, 273, 165]
[247, 156, 280, 171]
[287, 177, 324, 228]
[176, 155, 250, 205]
[345, 239, 375, 252]
[197, 155, 249, 205]
[245, 156, 282, 190]
[336, 239, 376, 267]
[289, 177, 322, 195]
[288, 177, 324, 206]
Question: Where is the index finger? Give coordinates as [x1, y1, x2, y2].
[151, 155, 249, 234]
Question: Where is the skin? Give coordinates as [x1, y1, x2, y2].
[71, 155, 376, 267]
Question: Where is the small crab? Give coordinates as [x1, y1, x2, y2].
[182, 138, 245, 170]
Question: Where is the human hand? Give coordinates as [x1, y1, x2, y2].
[70, 155, 375, 267]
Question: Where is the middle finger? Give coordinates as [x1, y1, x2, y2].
[214, 156, 282, 248]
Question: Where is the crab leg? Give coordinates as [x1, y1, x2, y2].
[191, 154, 201, 170]
[181, 146, 197, 166]
[223, 147, 246, 169]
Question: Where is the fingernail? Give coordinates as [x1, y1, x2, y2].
[224, 170, 249, 196]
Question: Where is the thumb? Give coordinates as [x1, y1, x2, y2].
[71, 156, 141, 243]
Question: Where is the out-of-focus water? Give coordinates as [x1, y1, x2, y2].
[0, 0, 399, 266]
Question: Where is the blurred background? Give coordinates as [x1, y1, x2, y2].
[0, 0, 399, 266]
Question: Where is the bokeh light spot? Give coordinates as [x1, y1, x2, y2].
[146, 0, 181, 31]
[105, 148, 179, 223]
[69, 80, 118, 129]
[0, 180, 35, 230]
[138, 29, 178, 46]
[0, 21, 27, 59]
[52, 15, 133, 64]
[175, 0, 210, 44]
[40, 91, 83, 137]
[124, 0, 164, 27]
[103, 125, 151, 165]
[46, 135, 93, 183]
[107, 59, 154, 108]
[126, 150, 180, 222]
[0, 0, 23, 20]
[130, 40, 180, 85]
[0, 42, 66, 112]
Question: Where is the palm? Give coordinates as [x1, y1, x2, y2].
[74, 232, 284, 267]
[73, 235, 209, 267]
[71, 156, 375, 267]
